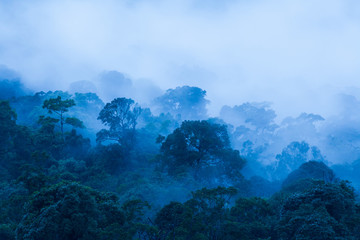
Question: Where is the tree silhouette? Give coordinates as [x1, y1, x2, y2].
[42, 96, 80, 138]
[97, 97, 141, 148]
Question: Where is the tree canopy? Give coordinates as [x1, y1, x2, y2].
[159, 120, 245, 184]
[154, 86, 209, 120]
[42, 96, 81, 137]
[2, 81, 360, 240]
[97, 97, 141, 148]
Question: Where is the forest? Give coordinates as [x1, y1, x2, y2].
[1, 71, 360, 240]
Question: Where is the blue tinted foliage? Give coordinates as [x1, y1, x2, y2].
[2, 81, 360, 239]
[154, 86, 209, 120]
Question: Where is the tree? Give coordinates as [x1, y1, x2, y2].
[10, 91, 71, 126]
[97, 97, 141, 148]
[155, 201, 193, 239]
[220, 102, 277, 129]
[42, 96, 81, 137]
[0, 78, 29, 100]
[0, 101, 17, 153]
[186, 187, 237, 239]
[155, 187, 237, 240]
[16, 181, 127, 240]
[16, 164, 47, 193]
[282, 161, 337, 188]
[224, 197, 275, 240]
[153, 86, 209, 120]
[63, 129, 91, 160]
[272, 141, 325, 180]
[72, 92, 104, 129]
[88, 144, 127, 174]
[0, 101, 34, 177]
[159, 120, 245, 183]
[35, 116, 64, 159]
[65, 117, 85, 129]
[276, 181, 358, 239]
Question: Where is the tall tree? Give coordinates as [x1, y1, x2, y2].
[272, 141, 325, 180]
[97, 97, 141, 148]
[0, 101, 17, 151]
[153, 86, 209, 120]
[159, 120, 245, 183]
[42, 96, 79, 137]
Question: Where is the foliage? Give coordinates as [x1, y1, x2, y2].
[272, 141, 325, 180]
[220, 102, 277, 130]
[155, 201, 193, 239]
[154, 86, 209, 120]
[0, 101, 34, 177]
[276, 181, 358, 239]
[43, 96, 76, 115]
[159, 120, 245, 185]
[63, 129, 91, 160]
[16, 181, 126, 240]
[3, 85, 360, 240]
[282, 161, 337, 187]
[224, 197, 275, 239]
[43, 96, 83, 137]
[0, 100, 17, 152]
[86, 144, 127, 175]
[97, 97, 141, 148]
[65, 117, 85, 128]
[35, 116, 64, 159]
[0, 78, 29, 100]
[155, 187, 237, 240]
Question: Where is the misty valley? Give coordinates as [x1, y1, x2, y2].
[2, 70, 360, 240]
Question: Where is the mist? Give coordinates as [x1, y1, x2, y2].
[4, 1, 360, 237]
[1, 0, 360, 169]
[1, 0, 360, 120]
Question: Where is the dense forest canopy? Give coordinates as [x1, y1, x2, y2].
[1, 0, 360, 238]
[2, 73, 360, 239]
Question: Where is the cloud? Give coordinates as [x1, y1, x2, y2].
[1, 0, 360, 119]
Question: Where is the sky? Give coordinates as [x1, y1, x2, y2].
[1, 0, 360, 120]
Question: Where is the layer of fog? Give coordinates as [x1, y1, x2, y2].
[1, 0, 360, 120]
[3, 0, 360, 187]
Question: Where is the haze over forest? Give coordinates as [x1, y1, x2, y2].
[2, 0, 360, 239]
[1, 0, 360, 118]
